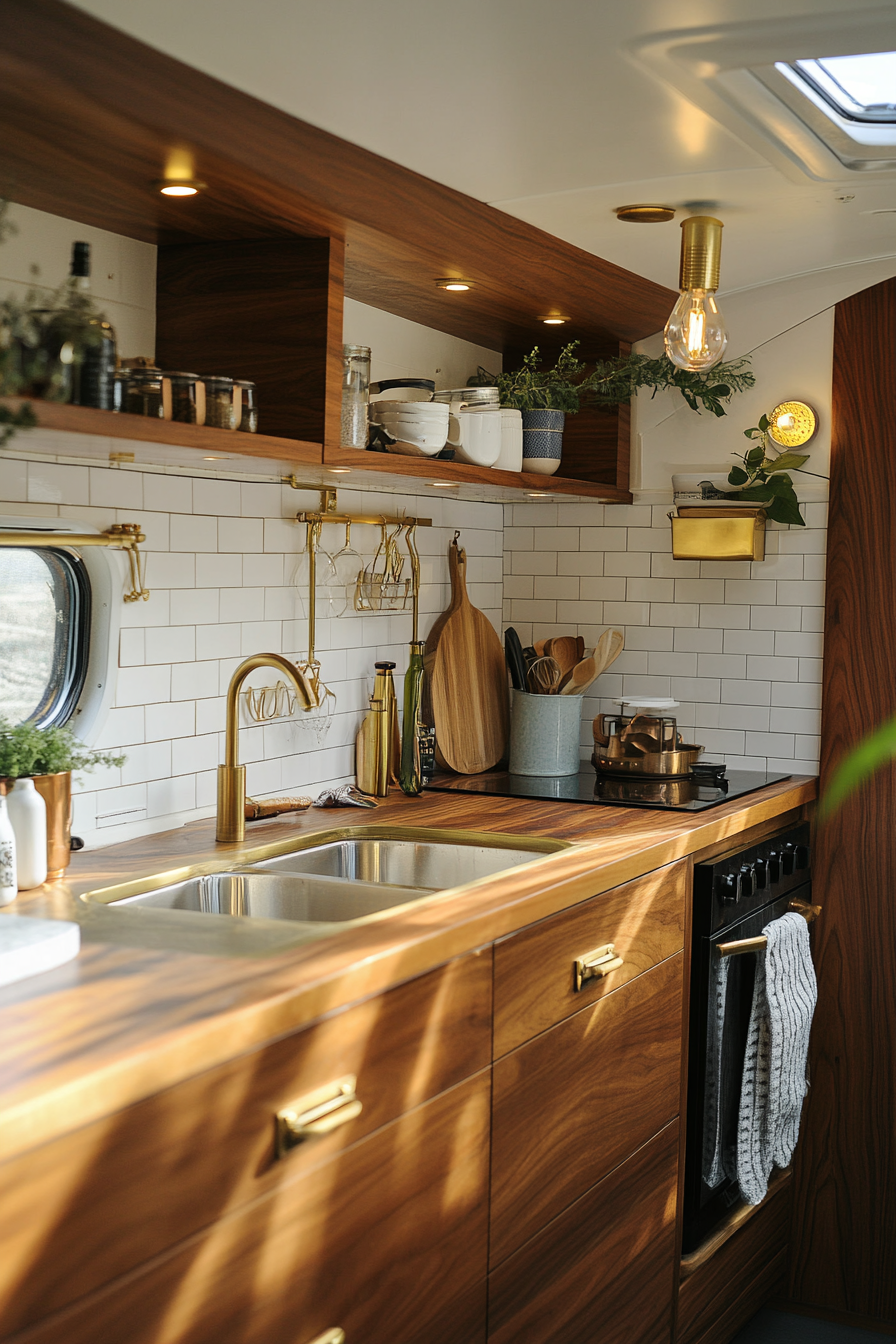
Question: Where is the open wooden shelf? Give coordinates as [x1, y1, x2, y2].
[4, 399, 630, 501]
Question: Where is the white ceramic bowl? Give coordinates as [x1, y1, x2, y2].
[383, 436, 445, 458]
[383, 426, 448, 449]
[375, 401, 448, 421]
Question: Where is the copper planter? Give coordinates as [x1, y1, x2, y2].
[31, 771, 72, 880]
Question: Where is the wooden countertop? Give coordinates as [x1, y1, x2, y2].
[0, 778, 815, 1163]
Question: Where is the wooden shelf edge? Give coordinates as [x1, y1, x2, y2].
[322, 446, 633, 503]
[1, 398, 323, 466]
[679, 1168, 793, 1278]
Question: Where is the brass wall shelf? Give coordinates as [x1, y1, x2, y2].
[0, 522, 150, 602]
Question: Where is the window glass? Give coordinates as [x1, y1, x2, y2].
[791, 51, 896, 122]
[0, 548, 90, 728]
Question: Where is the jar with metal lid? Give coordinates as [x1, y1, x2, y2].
[202, 375, 237, 430]
[123, 367, 164, 418]
[234, 379, 258, 433]
[341, 344, 371, 448]
[162, 371, 205, 425]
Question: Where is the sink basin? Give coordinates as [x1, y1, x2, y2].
[82, 827, 570, 937]
[110, 871, 427, 923]
[251, 837, 546, 890]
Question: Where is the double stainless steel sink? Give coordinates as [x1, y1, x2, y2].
[84, 831, 568, 934]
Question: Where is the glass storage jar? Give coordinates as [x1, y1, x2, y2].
[341, 344, 371, 448]
[123, 367, 164, 418]
[234, 379, 258, 433]
[202, 375, 237, 430]
[162, 371, 206, 425]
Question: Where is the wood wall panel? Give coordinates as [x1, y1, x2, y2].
[156, 238, 343, 445]
[789, 276, 896, 1323]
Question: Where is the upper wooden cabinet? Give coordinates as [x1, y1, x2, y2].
[0, 0, 677, 498]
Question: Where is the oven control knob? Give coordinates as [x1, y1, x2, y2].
[795, 844, 810, 870]
[783, 844, 796, 875]
[717, 873, 738, 902]
[768, 851, 781, 883]
[738, 865, 755, 899]
[754, 858, 768, 888]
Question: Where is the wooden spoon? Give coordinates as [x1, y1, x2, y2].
[545, 635, 578, 680]
[559, 629, 625, 696]
[575, 635, 585, 662]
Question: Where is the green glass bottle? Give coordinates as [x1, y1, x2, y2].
[399, 641, 426, 796]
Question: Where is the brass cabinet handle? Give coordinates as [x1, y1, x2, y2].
[307, 1331, 345, 1344]
[574, 943, 624, 992]
[276, 1075, 362, 1158]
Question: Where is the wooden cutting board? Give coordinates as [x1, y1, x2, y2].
[425, 536, 509, 773]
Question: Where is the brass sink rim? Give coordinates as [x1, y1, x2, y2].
[80, 825, 575, 910]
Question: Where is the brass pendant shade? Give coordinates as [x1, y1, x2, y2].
[678, 216, 724, 292]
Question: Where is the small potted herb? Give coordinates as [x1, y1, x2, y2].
[0, 719, 125, 877]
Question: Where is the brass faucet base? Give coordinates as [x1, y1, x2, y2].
[216, 765, 247, 843]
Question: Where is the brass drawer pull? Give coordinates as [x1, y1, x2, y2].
[276, 1075, 362, 1158]
[307, 1331, 345, 1344]
[574, 943, 624, 992]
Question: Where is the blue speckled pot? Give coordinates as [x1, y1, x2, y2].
[521, 409, 564, 476]
[508, 689, 582, 776]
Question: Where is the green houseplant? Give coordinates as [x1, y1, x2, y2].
[0, 718, 125, 877]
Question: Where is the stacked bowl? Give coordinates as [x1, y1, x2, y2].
[375, 400, 450, 457]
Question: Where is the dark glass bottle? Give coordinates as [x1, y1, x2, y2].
[65, 241, 118, 410]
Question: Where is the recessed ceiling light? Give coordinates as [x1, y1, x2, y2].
[435, 278, 473, 291]
[428, 481, 458, 487]
[527, 491, 555, 497]
[538, 315, 570, 325]
[327, 467, 352, 473]
[157, 179, 206, 196]
[203, 455, 222, 460]
[615, 204, 676, 223]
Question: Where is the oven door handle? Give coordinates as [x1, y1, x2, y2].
[574, 943, 624, 992]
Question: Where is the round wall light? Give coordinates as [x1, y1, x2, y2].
[768, 401, 818, 448]
[435, 278, 473, 291]
[538, 315, 570, 325]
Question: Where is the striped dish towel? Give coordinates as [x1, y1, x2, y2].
[737, 910, 818, 1204]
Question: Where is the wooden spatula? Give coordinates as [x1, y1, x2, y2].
[559, 629, 624, 695]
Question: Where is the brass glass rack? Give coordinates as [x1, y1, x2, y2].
[716, 898, 821, 958]
[0, 522, 150, 602]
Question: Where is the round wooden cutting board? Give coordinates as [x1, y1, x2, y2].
[424, 536, 509, 773]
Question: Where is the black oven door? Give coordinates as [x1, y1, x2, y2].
[682, 880, 812, 1254]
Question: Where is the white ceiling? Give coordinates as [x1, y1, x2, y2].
[70, 0, 896, 295]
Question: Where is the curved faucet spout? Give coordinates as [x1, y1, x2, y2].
[217, 653, 313, 843]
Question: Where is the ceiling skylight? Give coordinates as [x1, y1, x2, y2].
[786, 52, 896, 123]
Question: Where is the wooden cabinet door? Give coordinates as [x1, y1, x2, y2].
[6, 1073, 491, 1344]
[488, 1121, 679, 1344]
[0, 949, 491, 1337]
[491, 952, 684, 1265]
[493, 860, 687, 1057]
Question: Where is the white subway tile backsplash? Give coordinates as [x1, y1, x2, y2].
[749, 606, 802, 631]
[674, 578, 725, 604]
[777, 581, 826, 607]
[774, 631, 824, 659]
[603, 551, 649, 577]
[144, 699, 195, 743]
[220, 517, 264, 553]
[649, 651, 696, 676]
[192, 477, 241, 517]
[90, 466, 142, 509]
[726, 579, 777, 605]
[145, 625, 196, 666]
[604, 505, 653, 527]
[116, 663, 171, 707]
[627, 577, 675, 603]
[672, 676, 721, 702]
[536, 575, 581, 600]
[196, 623, 242, 660]
[771, 681, 822, 709]
[769, 706, 821, 735]
[799, 658, 824, 683]
[625, 627, 674, 652]
[170, 513, 217, 553]
[144, 475, 192, 514]
[746, 655, 799, 682]
[580, 527, 628, 552]
[699, 605, 751, 629]
[746, 731, 796, 757]
[673, 628, 723, 654]
[723, 628, 775, 656]
[650, 603, 699, 628]
[119, 628, 145, 667]
[146, 552, 197, 589]
[698, 653, 747, 679]
[559, 551, 604, 577]
[721, 679, 771, 706]
[581, 577, 626, 602]
[28, 461, 90, 505]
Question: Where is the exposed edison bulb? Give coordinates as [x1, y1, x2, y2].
[664, 216, 728, 372]
[664, 288, 728, 371]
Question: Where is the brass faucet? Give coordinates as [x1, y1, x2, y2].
[216, 653, 313, 843]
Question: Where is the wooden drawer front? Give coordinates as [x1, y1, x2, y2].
[491, 952, 684, 1265]
[489, 1120, 679, 1344]
[0, 950, 491, 1337]
[493, 859, 687, 1057]
[6, 1073, 491, 1344]
[677, 1176, 793, 1344]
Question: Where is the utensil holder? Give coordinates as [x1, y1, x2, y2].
[508, 689, 582, 776]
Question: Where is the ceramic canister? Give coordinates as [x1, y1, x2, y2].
[495, 408, 523, 472]
[0, 794, 16, 905]
[508, 688, 582, 776]
[521, 409, 565, 476]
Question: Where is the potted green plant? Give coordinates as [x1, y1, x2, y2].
[491, 342, 757, 475]
[0, 719, 124, 878]
[722, 412, 831, 527]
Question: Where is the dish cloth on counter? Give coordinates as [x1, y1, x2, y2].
[737, 910, 817, 1204]
[702, 955, 732, 1188]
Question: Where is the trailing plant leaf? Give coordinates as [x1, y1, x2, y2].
[493, 342, 755, 417]
[723, 414, 818, 526]
[0, 717, 125, 780]
[0, 400, 36, 446]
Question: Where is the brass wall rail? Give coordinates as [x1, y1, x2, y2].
[0, 522, 150, 602]
[717, 898, 821, 958]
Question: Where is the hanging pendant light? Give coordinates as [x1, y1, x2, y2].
[664, 216, 728, 372]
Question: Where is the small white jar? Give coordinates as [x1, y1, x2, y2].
[0, 794, 16, 905]
[7, 778, 47, 890]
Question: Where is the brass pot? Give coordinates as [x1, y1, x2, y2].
[31, 771, 72, 880]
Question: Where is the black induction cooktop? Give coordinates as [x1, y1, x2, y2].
[425, 767, 792, 812]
